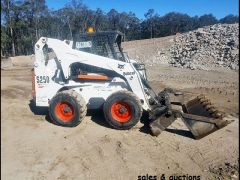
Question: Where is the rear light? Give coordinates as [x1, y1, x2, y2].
[31, 68, 36, 97]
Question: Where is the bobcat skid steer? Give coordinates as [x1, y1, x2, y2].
[32, 30, 231, 139]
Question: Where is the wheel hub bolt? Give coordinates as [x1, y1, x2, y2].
[119, 107, 127, 114]
[63, 106, 70, 113]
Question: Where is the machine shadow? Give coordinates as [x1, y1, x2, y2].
[165, 129, 195, 139]
[139, 111, 152, 134]
[29, 99, 48, 115]
[29, 99, 195, 139]
[89, 109, 154, 131]
[88, 109, 113, 129]
[29, 99, 59, 126]
[29, 99, 111, 127]
[139, 110, 195, 139]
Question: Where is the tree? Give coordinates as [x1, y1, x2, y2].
[219, 14, 239, 24]
[1, 25, 11, 56]
[1, 0, 16, 56]
[107, 9, 119, 30]
[93, 8, 107, 31]
[144, 9, 155, 38]
[124, 12, 141, 40]
[198, 14, 218, 27]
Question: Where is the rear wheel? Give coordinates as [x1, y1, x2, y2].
[49, 90, 87, 127]
[103, 90, 142, 130]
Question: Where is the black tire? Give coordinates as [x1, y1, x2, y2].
[49, 90, 87, 127]
[103, 90, 142, 130]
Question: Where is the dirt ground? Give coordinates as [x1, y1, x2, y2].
[1, 53, 239, 180]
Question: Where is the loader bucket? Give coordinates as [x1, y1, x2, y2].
[149, 92, 232, 139]
[180, 95, 230, 139]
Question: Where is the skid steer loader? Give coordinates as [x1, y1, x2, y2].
[32, 30, 231, 139]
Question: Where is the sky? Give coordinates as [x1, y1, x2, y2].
[46, 0, 239, 20]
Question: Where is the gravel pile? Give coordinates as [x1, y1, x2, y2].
[169, 23, 239, 70]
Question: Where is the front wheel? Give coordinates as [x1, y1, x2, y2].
[103, 90, 142, 130]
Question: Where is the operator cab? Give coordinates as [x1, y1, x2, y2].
[71, 30, 147, 81]
[73, 31, 129, 62]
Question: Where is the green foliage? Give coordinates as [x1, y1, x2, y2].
[1, 25, 11, 56]
[198, 14, 218, 27]
[1, 0, 239, 56]
[219, 14, 239, 24]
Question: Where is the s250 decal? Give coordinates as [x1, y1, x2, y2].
[36, 76, 49, 83]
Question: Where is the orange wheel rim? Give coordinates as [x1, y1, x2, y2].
[111, 101, 132, 122]
[55, 101, 74, 122]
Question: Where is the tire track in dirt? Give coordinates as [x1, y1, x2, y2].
[1, 85, 31, 99]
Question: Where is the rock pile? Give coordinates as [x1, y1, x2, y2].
[169, 23, 239, 70]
